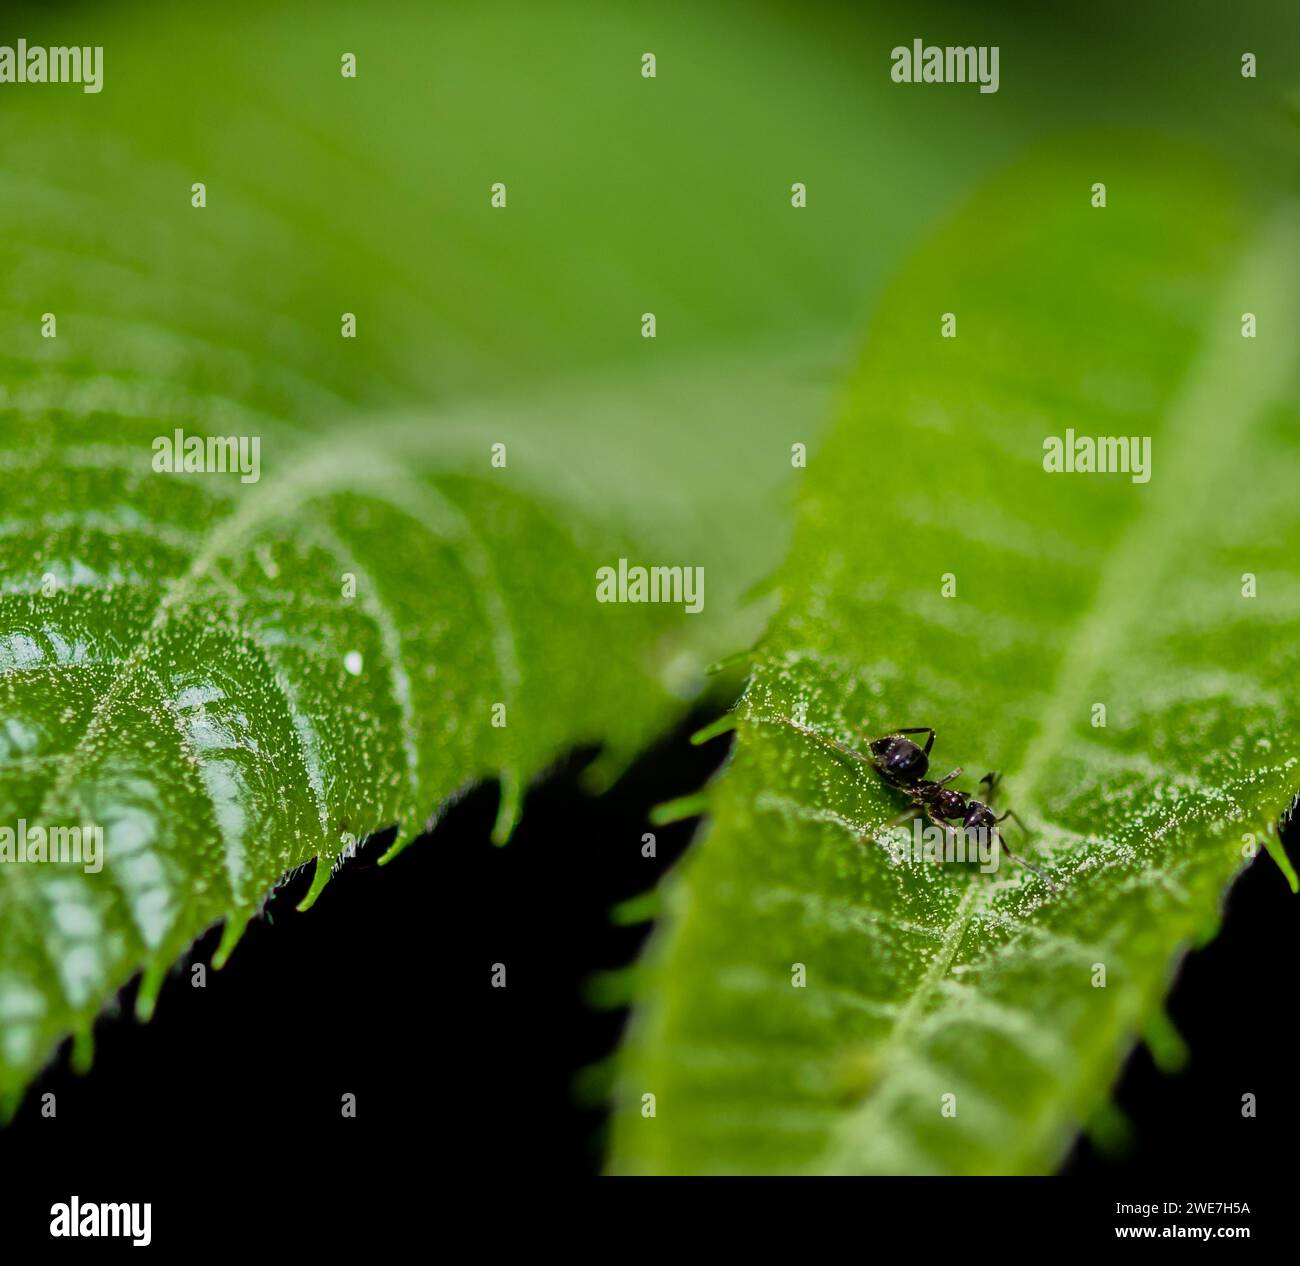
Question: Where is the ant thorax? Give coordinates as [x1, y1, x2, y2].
[931, 788, 969, 820]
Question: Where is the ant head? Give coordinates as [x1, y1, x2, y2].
[963, 801, 996, 832]
[869, 735, 929, 783]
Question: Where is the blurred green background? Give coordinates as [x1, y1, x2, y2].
[3, 0, 1295, 644]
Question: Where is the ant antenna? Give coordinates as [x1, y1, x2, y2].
[996, 830, 1058, 893]
[760, 714, 872, 767]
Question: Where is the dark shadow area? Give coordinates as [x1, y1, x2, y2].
[1062, 804, 1299, 1178]
[3, 714, 1294, 1192]
[2, 709, 729, 1184]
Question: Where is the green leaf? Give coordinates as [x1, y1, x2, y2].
[0, 412, 667, 1093]
[3, 0, 1292, 1121]
[609, 138, 1300, 1175]
[0, 0, 883, 1107]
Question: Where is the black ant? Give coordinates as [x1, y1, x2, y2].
[772, 719, 1056, 891]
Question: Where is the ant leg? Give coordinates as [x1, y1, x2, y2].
[989, 809, 1055, 889]
[925, 806, 957, 833]
[861, 805, 920, 849]
[995, 829, 1058, 892]
[886, 727, 936, 755]
[935, 766, 964, 787]
[766, 716, 872, 767]
[875, 807, 920, 832]
[996, 808, 1030, 835]
[922, 806, 964, 865]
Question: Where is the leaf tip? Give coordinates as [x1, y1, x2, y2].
[296, 856, 334, 911]
[649, 793, 709, 827]
[1262, 834, 1299, 894]
[134, 959, 168, 1023]
[491, 769, 523, 845]
[610, 889, 660, 927]
[1083, 1100, 1135, 1160]
[690, 712, 737, 746]
[70, 1026, 95, 1076]
[212, 911, 251, 969]
[1142, 1009, 1190, 1075]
